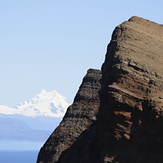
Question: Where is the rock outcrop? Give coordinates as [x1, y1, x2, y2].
[37, 16, 163, 163]
[96, 16, 163, 163]
[37, 69, 102, 163]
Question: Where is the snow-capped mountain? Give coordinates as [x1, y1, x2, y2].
[0, 89, 70, 117]
[0, 90, 71, 142]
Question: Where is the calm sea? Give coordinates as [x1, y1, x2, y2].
[0, 150, 38, 163]
[0, 140, 44, 163]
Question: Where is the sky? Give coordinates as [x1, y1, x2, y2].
[0, 0, 163, 107]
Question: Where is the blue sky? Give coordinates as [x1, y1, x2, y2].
[0, 0, 163, 106]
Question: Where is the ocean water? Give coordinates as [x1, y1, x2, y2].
[0, 150, 38, 163]
[0, 140, 44, 163]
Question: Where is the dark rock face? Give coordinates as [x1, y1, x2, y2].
[37, 16, 163, 163]
[36, 69, 102, 163]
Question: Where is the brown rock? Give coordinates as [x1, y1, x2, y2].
[98, 16, 163, 163]
[37, 16, 163, 163]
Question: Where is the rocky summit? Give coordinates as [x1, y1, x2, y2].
[36, 16, 163, 163]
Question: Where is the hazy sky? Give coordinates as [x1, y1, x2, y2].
[0, 0, 163, 106]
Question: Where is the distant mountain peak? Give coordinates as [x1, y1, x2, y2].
[39, 89, 52, 96]
[41, 89, 47, 93]
[0, 89, 70, 118]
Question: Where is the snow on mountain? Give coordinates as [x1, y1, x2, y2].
[0, 89, 70, 118]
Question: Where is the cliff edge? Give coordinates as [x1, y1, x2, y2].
[37, 16, 163, 163]
[37, 69, 102, 163]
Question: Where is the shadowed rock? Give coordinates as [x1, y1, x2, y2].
[37, 16, 163, 163]
[36, 69, 102, 163]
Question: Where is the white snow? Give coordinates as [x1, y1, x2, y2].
[0, 89, 70, 118]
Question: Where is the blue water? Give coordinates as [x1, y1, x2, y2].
[0, 150, 38, 163]
[0, 140, 44, 163]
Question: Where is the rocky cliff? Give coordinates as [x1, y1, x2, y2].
[37, 16, 163, 163]
[37, 69, 102, 163]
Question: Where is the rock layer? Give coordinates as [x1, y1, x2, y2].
[36, 69, 102, 163]
[37, 16, 163, 163]
[97, 16, 163, 163]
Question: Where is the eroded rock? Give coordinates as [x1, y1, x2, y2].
[36, 69, 102, 163]
[37, 16, 163, 163]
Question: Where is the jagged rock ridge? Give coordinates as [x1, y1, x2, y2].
[37, 16, 163, 163]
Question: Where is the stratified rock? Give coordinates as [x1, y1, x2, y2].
[37, 16, 163, 163]
[96, 16, 163, 163]
[36, 69, 102, 163]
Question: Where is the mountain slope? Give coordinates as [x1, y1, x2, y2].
[0, 117, 51, 141]
[0, 90, 70, 141]
[0, 89, 70, 117]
